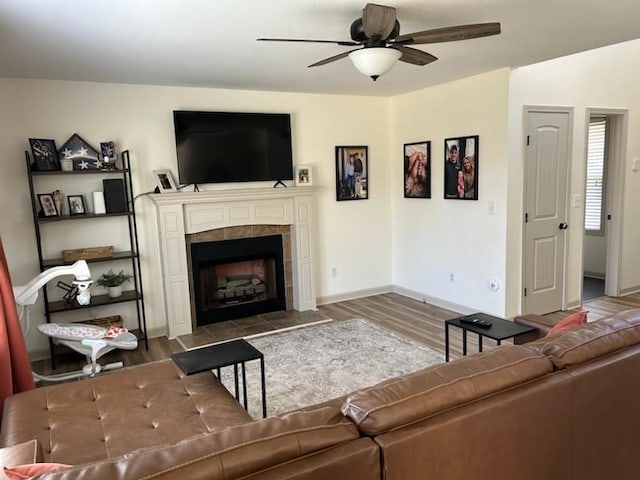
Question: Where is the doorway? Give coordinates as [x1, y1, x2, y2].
[582, 109, 626, 301]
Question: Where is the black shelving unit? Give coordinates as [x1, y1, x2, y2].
[25, 150, 148, 368]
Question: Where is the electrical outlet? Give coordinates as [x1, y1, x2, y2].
[449, 272, 455, 283]
[331, 268, 338, 278]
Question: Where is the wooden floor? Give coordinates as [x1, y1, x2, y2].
[32, 291, 640, 377]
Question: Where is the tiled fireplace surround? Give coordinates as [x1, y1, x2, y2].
[151, 187, 317, 338]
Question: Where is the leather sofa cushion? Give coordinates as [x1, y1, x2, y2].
[36, 406, 362, 479]
[341, 345, 552, 436]
[528, 308, 640, 369]
[0, 360, 252, 465]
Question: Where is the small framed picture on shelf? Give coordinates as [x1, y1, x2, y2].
[100, 141, 118, 169]
[37, 193, 59, 217]
[68, 195, 86, 216]
[29, 139, 60, 171]
[295, 166, 313, 186]
[153, 169, 178, 193]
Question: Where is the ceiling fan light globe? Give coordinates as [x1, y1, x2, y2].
[349, 48, 401, 79]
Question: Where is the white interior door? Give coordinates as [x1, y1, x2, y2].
[523, 110, 571, 314]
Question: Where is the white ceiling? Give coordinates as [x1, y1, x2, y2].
[1, 0, 640, 97]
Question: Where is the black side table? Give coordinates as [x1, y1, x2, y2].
[172, 339, 267, 418]
[445, 313, 536, 362]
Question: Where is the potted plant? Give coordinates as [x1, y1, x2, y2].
[96, 269, 133, 298]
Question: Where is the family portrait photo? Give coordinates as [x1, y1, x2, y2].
[444, 135, 479, 200]
[335, 146, 368, 201]
[404, 141, 430, 199]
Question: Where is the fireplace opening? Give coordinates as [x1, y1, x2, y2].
[191, 235, 286, 326]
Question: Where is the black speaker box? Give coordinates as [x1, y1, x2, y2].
[103, 178, 126, 213]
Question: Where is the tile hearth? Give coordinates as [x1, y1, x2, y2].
[176, 309, 330, 350]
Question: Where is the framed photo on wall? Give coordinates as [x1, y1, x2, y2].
[403, 141, 431, 199]
[444, 135, 479, 200]
[295, 165, 313, 186]
[335, 146, 368, 201]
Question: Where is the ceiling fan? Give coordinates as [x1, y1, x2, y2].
[257, 3, 501, 81]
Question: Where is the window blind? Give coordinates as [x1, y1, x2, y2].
[585, 118, 607, 233]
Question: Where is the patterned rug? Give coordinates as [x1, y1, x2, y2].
[216, 318, 444, 418]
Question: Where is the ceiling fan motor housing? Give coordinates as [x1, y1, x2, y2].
[350, 17, 400, 44]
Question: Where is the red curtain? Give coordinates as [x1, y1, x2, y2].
[0, 237, 35, 422]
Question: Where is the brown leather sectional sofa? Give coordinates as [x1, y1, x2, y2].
[2, 309, 640, 479]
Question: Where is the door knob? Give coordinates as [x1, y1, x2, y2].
[559, 222, 568, 230]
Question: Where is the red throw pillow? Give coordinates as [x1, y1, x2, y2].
[3, 463, 71, 480]
[546, 311, 588, 336]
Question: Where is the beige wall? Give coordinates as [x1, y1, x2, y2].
[507, 38, 640, 314]
[4, 37, 640, 356]
[0, 79, 392, 352]
[389, 69, 511, 316]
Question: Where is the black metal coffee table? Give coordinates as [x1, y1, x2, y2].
[172, 338, 267, 418]
[445, 312, 536, 362]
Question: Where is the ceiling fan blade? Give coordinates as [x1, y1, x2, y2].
[394, 22, 501, 45]
[257, 38, 358, 47]
[393, 46, 438, 66]
[308, 49, 359, 68]
[362, 3, 397, 39]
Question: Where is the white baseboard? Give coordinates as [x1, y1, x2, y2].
[583, 271, 605, 280]
[620, 285, 640, 296]
[147, 326, 167, 339]
[391, 285, 476, 315]
[316, 285, 393, 306]
[28, 348, 51, 363]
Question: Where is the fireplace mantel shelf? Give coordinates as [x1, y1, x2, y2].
[150, 186, 318, 206]
[150, 186, 317, 338]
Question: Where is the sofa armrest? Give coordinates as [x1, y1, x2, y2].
[0, 440, 43, 479]
[513, 314, 553, 344]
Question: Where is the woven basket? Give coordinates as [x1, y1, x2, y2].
[61, 246, 114, 262]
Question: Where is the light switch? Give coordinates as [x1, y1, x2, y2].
[632, 158, 639, 172]
[488, 201, 496, 215]
[572, 194, 582, 208]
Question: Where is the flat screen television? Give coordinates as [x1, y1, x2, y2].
[173, 111, 293, 185]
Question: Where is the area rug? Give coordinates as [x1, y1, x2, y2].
[215, 318, 444, 418]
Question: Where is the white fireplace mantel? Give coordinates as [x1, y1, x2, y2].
[150, 187, 317, 338]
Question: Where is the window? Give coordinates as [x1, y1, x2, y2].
[585, 117, 608, 234]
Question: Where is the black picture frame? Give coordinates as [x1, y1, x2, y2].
[37, 193, 58, 217]
[68, 195, 86, 216]
[444, 135, 479, 200]
[404, 141, 431, 199]
[100, 141, 116, 160]
[29, 138, 60, 171]
[335, 146, 368, 201]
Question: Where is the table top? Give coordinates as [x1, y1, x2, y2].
[172, 338, 263, 376]
[446, 312, 536, 341]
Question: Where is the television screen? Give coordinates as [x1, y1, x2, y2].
[173, 111, 293, 184]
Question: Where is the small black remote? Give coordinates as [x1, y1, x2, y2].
[459, 317, 492, 328]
